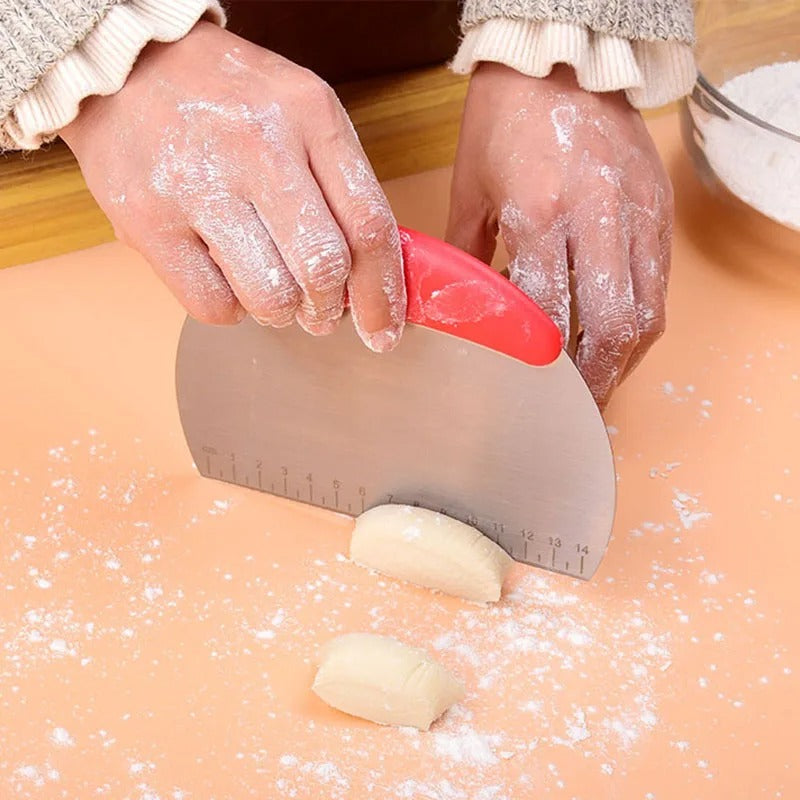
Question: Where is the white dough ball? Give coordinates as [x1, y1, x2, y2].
[351, 504, 513, 602]
[312, 633, 464, 730]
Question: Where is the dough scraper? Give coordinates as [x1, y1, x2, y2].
[176, 228, 616, 579]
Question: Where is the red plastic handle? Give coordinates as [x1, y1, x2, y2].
[399, 227, 562, 367]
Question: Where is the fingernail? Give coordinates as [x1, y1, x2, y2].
[364, 324, 403, 353]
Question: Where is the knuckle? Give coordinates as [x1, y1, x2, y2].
[500, 198, 557, 246]
[158, 241, 245, 326]
[630, 173, 673, 220]
[249, 285, 301, 321]
[299, 292, 344, 322]
[596, 309, 638, 354]
[637, 303, 666, 338]
[510, 169, 564, 220]
[293, 233, 351, 292]
[527, 195, 563, 228]
[532, 166, 565, 207]
[351, 210, 399, 255]
[298, 72, 342, 117]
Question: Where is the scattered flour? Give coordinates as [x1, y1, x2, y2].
[50, 727, 74, 748]
[0, 420, 793, 797]
[702, 61, 800, 229]
[672, 489, 712, 530]
[550, 104, 579, 152]
[433, 726, 502, 766]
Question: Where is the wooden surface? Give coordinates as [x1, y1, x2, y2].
[0, 65, 469, 270]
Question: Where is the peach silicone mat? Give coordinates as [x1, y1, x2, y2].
[1, 115, 799, 799]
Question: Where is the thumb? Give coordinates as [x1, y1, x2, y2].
[445, 171, 498, 265]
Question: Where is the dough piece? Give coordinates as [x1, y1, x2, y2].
[350, 504, 513, 603]
[312, 633, 464, 730]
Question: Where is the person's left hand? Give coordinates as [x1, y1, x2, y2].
[446, 63, 673, 408]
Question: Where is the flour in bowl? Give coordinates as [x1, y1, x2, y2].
[702, 60, 800, 229]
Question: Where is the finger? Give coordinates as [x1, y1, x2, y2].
[498, 198, 570, 345]
[445, 165, 498, 265]
[142, 233, 245, 325]
[620, 219, 667, 381]
[569, 208, 638, 408]
[658, 217, 673, 296]
[308, 143, 406, 353]
[254, 163, 350, 336]
[192, 199, 301, 328]
[658, 181, 674, 294]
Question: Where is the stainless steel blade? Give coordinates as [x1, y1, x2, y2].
[176, 316, 615, 579]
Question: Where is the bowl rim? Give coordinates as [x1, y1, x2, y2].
[698, 71, 800, 144]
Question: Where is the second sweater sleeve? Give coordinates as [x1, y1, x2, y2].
[460, 0, 695, 44]
[455, 0, 696, 108]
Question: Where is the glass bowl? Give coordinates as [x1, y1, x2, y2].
[680, 0, 800, 231]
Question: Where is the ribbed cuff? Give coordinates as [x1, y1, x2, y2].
[2, 0, 225, 150]
[459, 0, 696, 44]
[452, 18, 697, 109]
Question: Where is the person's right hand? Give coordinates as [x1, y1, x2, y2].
[60, 21, 406, 352]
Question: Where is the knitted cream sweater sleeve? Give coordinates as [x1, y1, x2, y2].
[454, 0, 697, 108]
[0, 0, 224, 150]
